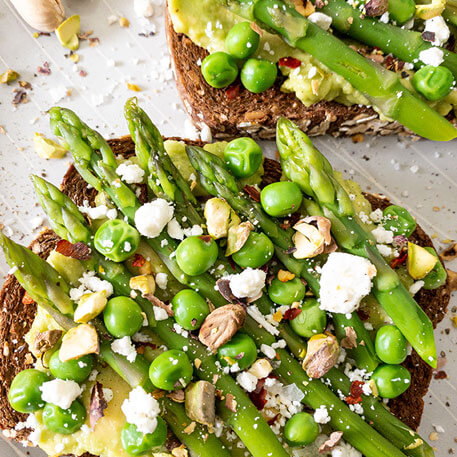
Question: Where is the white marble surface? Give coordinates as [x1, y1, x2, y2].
[0, 0, 456, 456]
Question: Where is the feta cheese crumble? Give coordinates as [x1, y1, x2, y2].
[69, 271, 113, 302]
[39, 379, 82, 410]
[116, 161, 145, 184]
[314, 405, 331, 424]
[319, 252, 376, 314]
[371, 226, 394, 244]
[424, 16, 450, 46]
[155, 272, 168, 290]
[419, 47, 444, 67]
[307, 12, 333, 30]
[229, 268, 266, 299]
[121, 387, 161, 434]
[111, 336, 137, 362]
[135, 199, 174, 238]
[236, 372, 258, 392]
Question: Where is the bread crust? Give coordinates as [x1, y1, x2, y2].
[0, 136, 450, 455]
[165, 8, 412, 140]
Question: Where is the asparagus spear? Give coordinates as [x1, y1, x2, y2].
[316, 0, 457, 78]
[0, 232, 236, 457]
[214, 0, 457, 141]
[31, 176, 288, 457]
[276, 117, 437, 368]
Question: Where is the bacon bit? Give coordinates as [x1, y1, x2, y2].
[226, 84, 240, 101]
[22, 292, 35, 305]
[278, 57, 302, 69]
[278, 269, 295, 282]
[225, 393, 237, 412]
[284, 308, 302, 321]
[12, 89, 29, 105]
[79, 70, 88, 77]
[356, 308, 369, 321]
[244, 185, 260, 202]
[391, 251, 408, 269]
[37, 62, 51, 75]
[346, 380, 364, 404]
[249, 378, 268, 410]
[89, 382, 108, 429]
[434, 370, 448, 380]
[250, 22, 263, 36]
[56, 239, 91, 260]
[199, 235, 212, 243]
[132, 253, 146, 268]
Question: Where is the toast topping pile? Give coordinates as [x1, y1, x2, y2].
[1, 99, 449, 457]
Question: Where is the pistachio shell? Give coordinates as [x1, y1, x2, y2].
[11, 0, 65, 32]
[302, 333, 340, 378]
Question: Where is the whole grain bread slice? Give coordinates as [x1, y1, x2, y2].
[0, 136, 450, 456]
[165, 8, 412, 140]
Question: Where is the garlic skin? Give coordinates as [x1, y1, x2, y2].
[11, 0, 65, 32]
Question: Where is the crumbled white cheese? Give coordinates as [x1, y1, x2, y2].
[229, 268, 266, 299]
[376, 244, 393, 257]
[155, 272, 168, 290]
[409, 280, 425, 295]
[69, 271, 113, 301]
[39, 379, 82, 410]
[314, 405, 331, 424]
[419, 47, 444, 67]
[307, 12, 333, 30]
[379, 12, 389, 23]
[116, 161, 145, 184]
[424, 16, 450, 46]
[134, 0, 154, 18]
[372, 226, 394, 244]
[319, 252, 376, 314]
[332, 441, 362, 457]
[103, 388, 114, 403]
[111, 336, 137, 362]
[135, 199, 174, 238]
[247, 305, 280, 336]
[236, 372, 258, 392]
[183, 224, 204, 237]
[167, 218, 184, 240]
[260, 344, 276, 359]
[200, 123, 212, 143]
[369, 209, 383, 223]
[153, 306, 169, 321]
[78, 201, 117, 220]
[121, 387, 161, 434]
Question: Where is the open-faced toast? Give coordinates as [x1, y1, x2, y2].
[0, 135, 451, 457]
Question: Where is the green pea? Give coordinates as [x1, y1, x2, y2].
[290, 298, 327, 339]
[260, 182, 303, 217]
[171, 289, 210, 331]
[268, 277, 306, 306]
[104, 296, 144, 338]
[382, 205, 416, 237]
[224, 137, 263, 178]
[217, 333, 258, 370]
[49, 350, 94, 383]
[412, 65, 455, 101]
[176, 236, 218, 276]
[94, 219, 140, 262]
[422, 247, 447, 290]
[371, 364, 411, 399]
[121, 418, 167, 456]
[149, 350, 193, 391]
[240, 58, 278, 93]
[388, 0, 415, 24]
[375, 325, 407, 365]
[232, 232, 274, 268]
[42, 400, 87, 435]
[225, 22, 260, 59]
[201, 52, 238, 89]
[8, 369, 49, 413]
[284, 412, 319, 446]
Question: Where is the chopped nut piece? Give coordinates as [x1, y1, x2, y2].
[216, 278, 244, 305]
[225, 393, 237, 412]
[167, 389, 185, 403]
[340, 326, 358, 349]
[440, 243, 457, 261]
[199, 305, 246, 351]
[278, 269, 295, 282]
[33, 132, 67, 159]
[185, 381, 216, 426]
[226, 221, 253, 256]
[183, 422, 197, 434]
[0, 69, 19, 84]
[143, 293, 173, 316]
[130, 274, 156, 296]
[292, 216, 333, 259]
[204, 198, 232, 239]
[302, 333, 340, 378]
[119, 17, 130, 27]
[127, 83, 141, 92]
[172, 445, 189, 457]
[447, 270, 457, 292]
[56, 14, 80, 50]
[59, 324, 99, 362]
[74, 291, 107, 323]
[34, 329, 63, 355]
[292, 0, 315, 16]
[319, 431, 344, 454]
[248, 358, 273, 379]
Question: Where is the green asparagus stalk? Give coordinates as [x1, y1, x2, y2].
[124, 98, 202, 227]
[0, 233, 236, 457]
[32, 177, 288, 457]
[214, 0, 457, 141]
[276, 117, 437, 368]
[316, 0, 457, 78]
